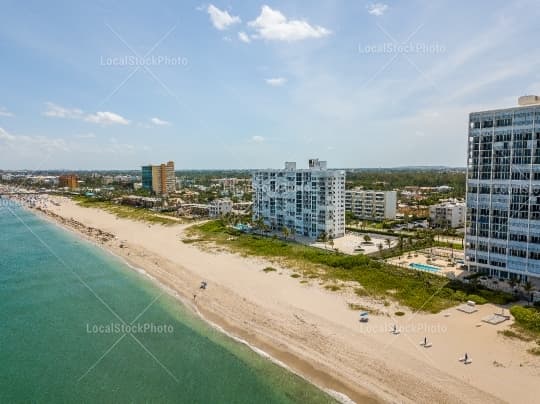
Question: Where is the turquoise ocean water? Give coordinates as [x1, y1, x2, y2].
[0, 204, 335, 403]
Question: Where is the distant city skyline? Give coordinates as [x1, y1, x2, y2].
[1, 1, 540, 169]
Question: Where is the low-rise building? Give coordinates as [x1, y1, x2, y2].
[209, 198, 233, 217]
[345, 190, 397, 221]
[120, 195, 162, 208]
[429, 201, 465, 228]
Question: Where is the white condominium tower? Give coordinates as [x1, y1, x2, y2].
[466, 95, 540, 281]
[252, 159, 346, 239]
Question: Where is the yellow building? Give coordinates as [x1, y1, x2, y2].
[142, 161, 175, 195]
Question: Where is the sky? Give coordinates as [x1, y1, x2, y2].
[1, 0, 539, 170]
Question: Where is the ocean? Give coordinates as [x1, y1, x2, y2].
[0, 204, 335, 403]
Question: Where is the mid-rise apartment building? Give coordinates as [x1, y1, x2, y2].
[466, 95, 540, 280]
[345, 190, 397, 221]
[429, 201, 465, 228]
[58, 174, 79, 189]
[142, 161, 176, 195]
[209, 198, 233, 217]
[252, 159, 345, 239]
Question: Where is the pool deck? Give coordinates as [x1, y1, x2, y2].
[387, 248, 467, 278]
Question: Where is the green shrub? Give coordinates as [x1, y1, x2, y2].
[263, 267, 277, 273]
[510, 306, 540, 333]
[467, 294, 488, 305]
[453, 290, 467, 302]
[395, 311, 405, 316]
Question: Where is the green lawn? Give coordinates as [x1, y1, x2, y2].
[185, 220, 516, 313]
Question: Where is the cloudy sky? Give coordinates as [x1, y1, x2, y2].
[1, 0, 539, 170]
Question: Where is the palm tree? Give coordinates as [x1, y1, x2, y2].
[290, 227, 296, 241]
[524, 280, 534, 293]
[385, 238, 391, 249]
[523, 281, 535, 304]
[281, 226, 290, 240]
[398, 235, 404, 252]
[319, 231, 328, 249]
[328, 236, 335, 252]
[254, 217, 264, 235]
[363, 234, 371, 243]
[377, 242, 384, 258]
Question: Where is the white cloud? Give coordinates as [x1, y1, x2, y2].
[0, 107, 14, 117]
[207, 4, 241, 30]
[265, 77, 287, 87]
[251, 135, 265, 143]
[150, 117, 171, 126]
[238, 31, 251, 43]
[43, 103, 130, 125]
[74, 133, 96, 139]
[0, 127, 69, 153]
[0, 127, 148, 163]
[248, 5, 331, 41]
[43, 102, 83, 119]
[367, 3, 388, 16]
[84, 111, 130, 125]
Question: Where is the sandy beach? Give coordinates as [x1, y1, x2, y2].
[24, 196, 540, 403]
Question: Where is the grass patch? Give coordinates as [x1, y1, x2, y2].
[498, 328, 535, 342]
[528, 345, 540, 356]
[186, 220, 516, 313]
[263, 267, 277, 273]
[325, 284, 341, 291]
[290, 273, 301, 278]
[394, 311, 405, 316]
[73, 196, 178, 225]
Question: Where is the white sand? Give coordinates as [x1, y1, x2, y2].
[31, 196, 540, 403]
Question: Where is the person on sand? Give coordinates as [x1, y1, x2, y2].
[464, 353, 468, 362]
[424, 337, 427, 346]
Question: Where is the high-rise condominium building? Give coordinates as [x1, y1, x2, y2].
[252, 159, 346, 239]
[466, 95, 540, 281]
[345, 190, 397, 221]
[58, 174, 79, 189]
[142, 161, 176, 195]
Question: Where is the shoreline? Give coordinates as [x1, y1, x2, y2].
[15, 196, 540, 404]
[28, 205, 373, 403]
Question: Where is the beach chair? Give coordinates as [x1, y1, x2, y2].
[359, 312, 369, 323]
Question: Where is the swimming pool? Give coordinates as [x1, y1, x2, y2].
[409, 263, 441, 273]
